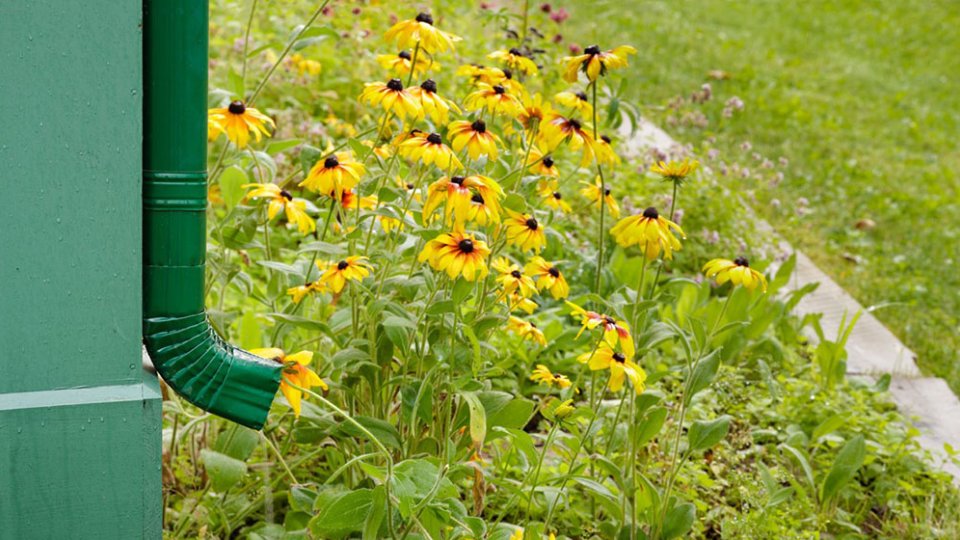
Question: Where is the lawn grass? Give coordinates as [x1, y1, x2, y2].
[565, 0, 960, 391]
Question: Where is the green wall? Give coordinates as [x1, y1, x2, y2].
[0, 1, 160, 537]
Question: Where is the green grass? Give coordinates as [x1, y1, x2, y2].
[564, 0, 960, 391]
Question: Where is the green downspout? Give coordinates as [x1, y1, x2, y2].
[143, 0, 281, 429]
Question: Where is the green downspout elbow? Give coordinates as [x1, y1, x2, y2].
[143, 0, 281, 429]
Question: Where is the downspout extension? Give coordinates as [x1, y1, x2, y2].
[143, 0, 281, 430]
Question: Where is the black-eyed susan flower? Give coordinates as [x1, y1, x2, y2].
[506, 292, 538, 314]
[249, 348, 327, 418]
[578, 343, 646, 394]
[384, 12, 462, 54]
[300, 152, 366, 198]
[359, 79, 423, 119]
[376, 50, 434, 77]
[584, 134, 620, 167]
[561, 44, 636, 83]
[518, 92, 547, 131]
[243, 183, 316, 235]
[527, 145, 559, 177]
[317, 256, 373, 293]
[448, 119, 501, 160]
[651, 158, 699, 184]
[423, 175, 503, 226]
[492, 257, 538, 297]
[539, 111, 594, 153]
[503, 210, 547, 253]
[538, 179, 572, 213]
[334, 189, 377, 211]
[530, 364, 572, 389]
[396, 175, 423, 203]
[525, 257, 569, 299]
[488, 48, 539, 76]
[703, 257, 768, 292]
[554, 90, 592, 116]
[289, 53, 322, 76]
[579, 175, 620, 218]
[418, 231, 491, 281]
[207, 100, 275, 148]
[610, 206, 685, 260]
[464, 82, 524, 118]
[408, 79, 461, 124]
[399, 132, 464, 170]
[287, 281, 327, 304]
[566, 301, 635, 359]
[466, 190, 502, 226]
[456, 63, 492, 84]
[507, 316, 547, 346]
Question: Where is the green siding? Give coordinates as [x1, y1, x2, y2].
[0, 1, 160, 537]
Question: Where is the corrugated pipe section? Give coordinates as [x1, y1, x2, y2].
[143, 0, 281, 430]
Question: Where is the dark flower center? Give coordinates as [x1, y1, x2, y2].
[415, 12, 434, 25]
[604, 189, 611, 196]
[734, 257, 750, 267]
[421, 79, 438, 93]
[509, 47, 524, 56]
[324, 155, 340, 168]
[604, 316, 616, 325]
[553, 192, 562, 200]
[568, 118, 581, 130]
[398, 50, 411, 60]
[548, 267, 560, 278]
[451, 176, 465, 185]
[584, 45, 601, 56]
[427, 132, 442, 144]
[337, 260, 349, 270]
[542, 156, 554, 168]
[228, 100, 246, 114]
[458, 239, 475, 253]
[642, 206, 659, 219]
[530, 321, 538, 328]
[492, 84, 506, 94]
[525, 217, 539, 230]
[471, 119, 487, 133]
[406, 182, 415, 190]
[502, 68, 513, 79]
[471, 193, 485, 204]
[279, 189, 293, 201]
[612, 352, 626, 363]
[601, 135, 611, 144]
[511, 270, 522, 279]
[576, 91, 588, 101]
[386, 78, 404, 91]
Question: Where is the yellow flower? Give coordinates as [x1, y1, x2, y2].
[651, 158, 699, 184]
[423, 175, 503, 227]
[703, 257, 768, 292]
[538, 179, 571, 213]
[503, 210, 547, 253]
[561, 44, 636, 82]
[249, 348, 327, 418]
[530, 365, 572, 389]
[552, 399, 575, 419]
[554, 90, 592, 117]
[464, 82, 524, 118]
[300, 152, 366, 198]
[492, 257, 538, 297]
[526, 146, 559, 178]
[508, 529, 525, 540]
[359, 79, 423, 119]
[396, 175, 423, 203]
[317, 256, 373, 293]
[448, 119, 502, 160]
[376, 50, 434, 77]
[207, 100, 275, 148]
[408, 79, 461, 124]
[578, 343, 646, 394]
[539, 111, 594, 153]
[488, 48, 539, 75]
[566, 301, 635, 359]
[289, 53, 321, 76]
[399, 131, 463, 170]
[525, 257, 569, 299]
[383, 12, 462, 54]
[610, 207, 685, 260]
[418, 231, 491, 281]
[243, 183, 316, 235]
[507, 316, 546, 346]
[585, 134, 621, 167]
[334, 188, 378, 211]
[379, 211, 410, 233]
[518, 92, 547, 131]
[506, 292, 538, 314]
[287, 281, 327, 304]
[579, 175, 620, 218]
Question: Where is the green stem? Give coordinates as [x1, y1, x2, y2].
[240, 0, 259, 86]
[592, 81, 605, 294]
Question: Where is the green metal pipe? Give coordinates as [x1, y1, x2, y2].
[143, 0, 281, 429]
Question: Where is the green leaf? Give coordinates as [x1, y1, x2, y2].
[219, 166, 248, 210]
[237, 310, 260, 350]
[661, 501, 696, 540]
[811, 413, 847, 441]
[821, 435, 866, 503]
[265, 138, 302, 155]
[200, 449, 247, 492]
[362, 486, 387, 540]
[635, 406, 668, 447]
[214, 425, 259, 461]
[460, 392, 487, 447]
[687, 415, 731, 452]
[310, 488, 374, 536]
[686, 349, 721, 403]
[780, 443, 817, 494]
[340, 416, 402, 449]
[227, 67, 244, 99]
